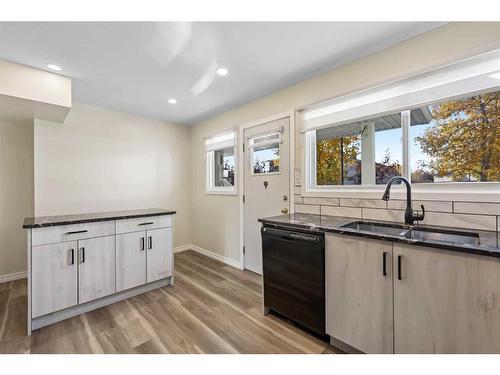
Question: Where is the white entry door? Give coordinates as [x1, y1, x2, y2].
[244, 117, 290, 274]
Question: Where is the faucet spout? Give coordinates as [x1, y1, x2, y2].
[381, 176, 424, 226]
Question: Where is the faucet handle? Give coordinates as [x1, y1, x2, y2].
[418, 204, 425, 220]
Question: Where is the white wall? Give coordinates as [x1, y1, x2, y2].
[34, 102, 192, 247]
[190, 22, 500, 265]
[0, 119, 33, 278]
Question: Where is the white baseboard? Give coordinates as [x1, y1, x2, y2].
[0, 271, 27, 283]
[175, 244, 243, 270]
[174, 244, 192, 253]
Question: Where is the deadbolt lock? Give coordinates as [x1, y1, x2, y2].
[283, 195, 288, 201]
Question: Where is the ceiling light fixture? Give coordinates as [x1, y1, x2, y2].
[216, 67, 229, 76]
[47, 64, 62, 71]
[168, 98, 177, 105]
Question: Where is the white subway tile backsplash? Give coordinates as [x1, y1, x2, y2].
[362, 208, 403, 223]
[454, 202, 500, 216]
[294, 192, 499, 234]
[340, 198, 386, 209]
[294, 204, 320, 215]
[421, 212, 496, 231]
[321, 205, 362, 219]
[387, 200, 452, 213]
[302, 197, 340, 206]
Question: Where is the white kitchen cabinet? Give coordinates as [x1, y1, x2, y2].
[32, 241, 78, 318]
[116, 231, 147, 292]
[326, 233, 394, 354]
[393, 243, 500, 353]
[146, 227, 173, 283]
[26, 211, 175, 334]
[78, 235, 116, 304]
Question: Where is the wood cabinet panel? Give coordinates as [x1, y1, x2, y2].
[115, 215, 172, 234]
[32, 221, 115, 246]
[78, 235, 116, 304]
[394, 243, 500, 353]
[32, 241, 78, 318]
[146, 227, 173, 283]
[326, 233, 394, 353]
[116, 231, 147, 292]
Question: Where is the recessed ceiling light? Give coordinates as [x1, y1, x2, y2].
[216, 67, 229, 76]
[168, 98, 177, 105]
[47, 64, 62, 71]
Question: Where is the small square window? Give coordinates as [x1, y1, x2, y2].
[249, 133, 281, 174]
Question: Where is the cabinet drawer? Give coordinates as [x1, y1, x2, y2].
[32, 221, 115, 246]
[116, 215, 172, 234]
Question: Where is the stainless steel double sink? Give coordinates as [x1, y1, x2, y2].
[341, 221, 480, 246]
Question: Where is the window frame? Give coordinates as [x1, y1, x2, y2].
[205, 130, 238, 196]
[248, 131, 282, 176]
[302, 52, 500, 201]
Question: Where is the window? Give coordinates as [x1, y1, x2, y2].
[250, 132, 281, 174]
[410, 91, 500, 183]
[205, 130, 237, 194]
[214, 148, 235, 186]
[302, 49, 500, 193]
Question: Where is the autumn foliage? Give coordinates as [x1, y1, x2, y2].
[315, 91, 500, 185]
[417, 92, 500, 182]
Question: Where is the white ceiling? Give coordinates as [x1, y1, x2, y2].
[0, 22, 444, 125]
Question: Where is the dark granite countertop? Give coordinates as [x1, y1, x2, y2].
[259, 213, 500, 258]
[23, 208, 176, 229]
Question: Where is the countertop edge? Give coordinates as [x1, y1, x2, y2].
[23, 210, 177, 229]
[259, 216, 500, 259]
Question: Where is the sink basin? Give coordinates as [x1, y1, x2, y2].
[341, 221, 409, 237]
[340, 221, 480, 246]
[404, 228, 480, 246]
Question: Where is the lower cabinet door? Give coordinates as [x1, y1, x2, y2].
[146, 227, 173, 283]
[326, 233, 394, 353]
[78, 235, 116, 304]
[32, 241, 78, 318]
[116, 231, 147, 292]
[393, 243, 500, 353]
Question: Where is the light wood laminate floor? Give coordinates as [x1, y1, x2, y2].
[0, 250, 337, 354]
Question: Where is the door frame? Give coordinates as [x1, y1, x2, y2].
[238, 110, 296, 270]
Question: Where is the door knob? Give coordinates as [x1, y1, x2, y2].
[281, 208, 289, 214]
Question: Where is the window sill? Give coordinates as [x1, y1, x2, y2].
[302, 183, 500, 202]
[206, 188, 238, 196]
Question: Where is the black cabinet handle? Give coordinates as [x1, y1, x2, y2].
[148, 236, 152, 250]
[66, 230, 88, 235]
[397, 255, 402, 280]
[70, 249, 74, 265]
[80, 247, 85, 263]
[140, 237, 145, 251]
[382, 252, 387, 276]
[138, 222, 154, 226]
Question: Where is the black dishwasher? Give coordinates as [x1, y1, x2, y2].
[261, 224, 325, 336]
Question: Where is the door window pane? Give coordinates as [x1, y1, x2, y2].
[410, 90, 500, 183]
[214, 147, 235, 186]
[252, 142, 280, 174]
